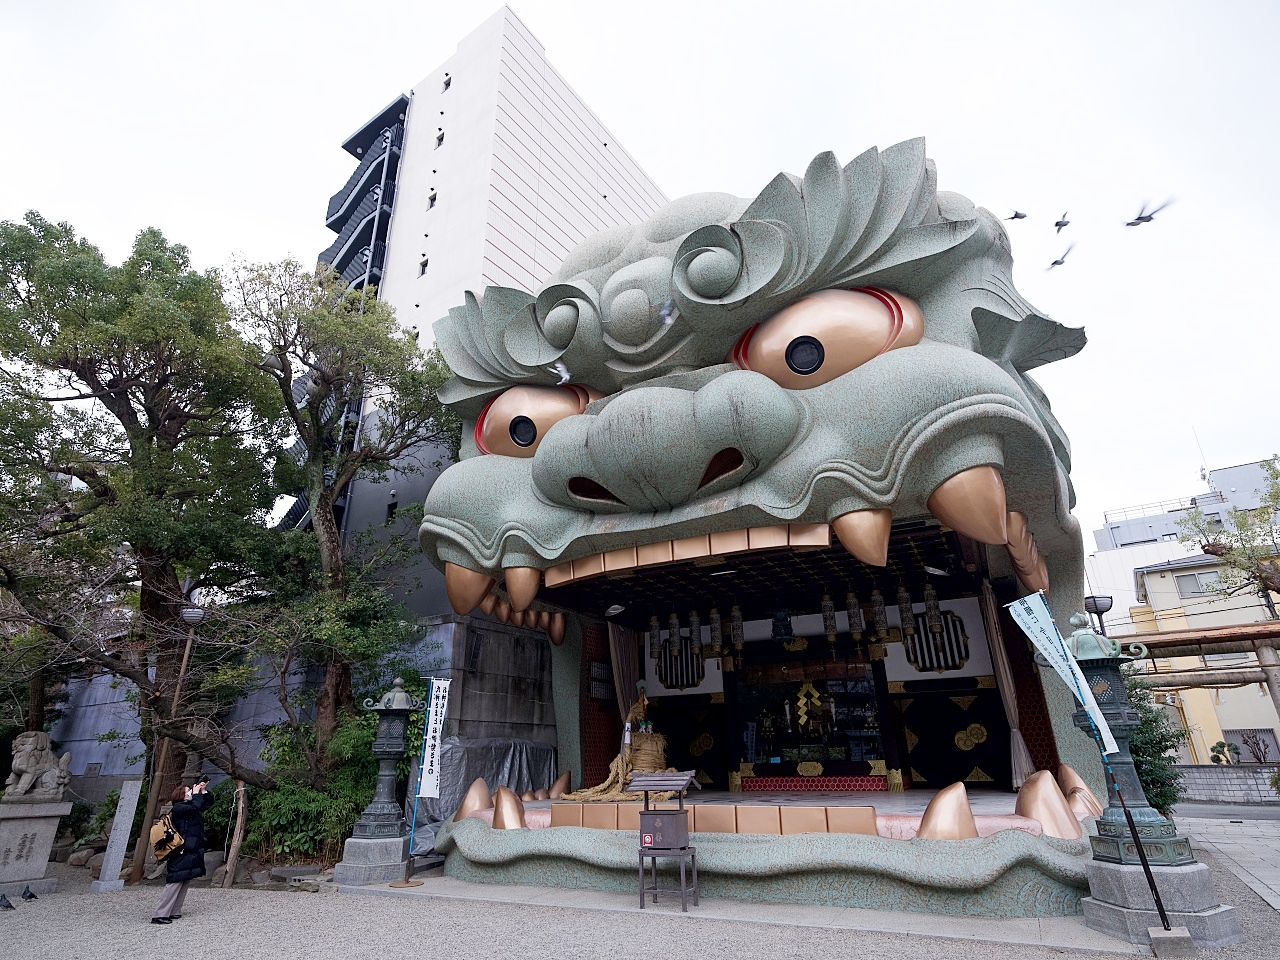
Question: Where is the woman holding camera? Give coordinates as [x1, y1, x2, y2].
[151, 780, 211, 925]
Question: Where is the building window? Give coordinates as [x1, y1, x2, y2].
[436, 131, 444, 148]
[442, 76, 451, 92]
[428, 192, 437, 209]
[1175, 571, 1220, 598]
[418, 258, 429, 277]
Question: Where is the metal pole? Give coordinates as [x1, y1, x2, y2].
[128, 624, 196, 884]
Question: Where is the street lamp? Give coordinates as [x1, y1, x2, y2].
[1083, 595, 1113, 636]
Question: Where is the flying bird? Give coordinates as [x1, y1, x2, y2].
[1127, 199, 1174, 227]
[1005, 210, 1028, 221]
[549, 360, 572, 385]
[1047, 244, 1075, 270]
[1054, 212, 1070, 233]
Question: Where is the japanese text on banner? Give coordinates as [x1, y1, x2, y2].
[1004, 593, 1119, 755]
[417, 679, 452, 798]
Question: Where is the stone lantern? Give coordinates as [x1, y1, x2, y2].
[333, 678, 425, 886]
[1067, 616, 1242, 948]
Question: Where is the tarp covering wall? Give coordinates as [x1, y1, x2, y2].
[407, 736, 557, 855]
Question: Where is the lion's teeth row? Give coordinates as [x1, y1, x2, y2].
[544, 523, 833, 586]
[442, 466, 1050, 625]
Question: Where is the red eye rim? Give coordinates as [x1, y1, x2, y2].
[731, 324, 759, 369]
[473, 394, 500, 455]
[856, 286, 905, 355]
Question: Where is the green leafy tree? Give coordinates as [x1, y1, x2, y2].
[0, 212, 281, 791]
[1178, 455, 1280, 610]
[1123, 672, 1186, 814]
[225, 260, 457, 758]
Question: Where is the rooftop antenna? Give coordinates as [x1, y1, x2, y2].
[1191, 425, 1212, 488]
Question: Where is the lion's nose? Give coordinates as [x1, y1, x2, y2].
[532, 371, 802, 512]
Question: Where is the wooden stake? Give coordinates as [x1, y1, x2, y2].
[223, 781, 247, 889]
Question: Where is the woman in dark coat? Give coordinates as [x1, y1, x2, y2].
[151, 781, 211, 924]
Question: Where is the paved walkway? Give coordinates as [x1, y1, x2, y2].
[8, 851, 1280, 960]
[341, 872, 1145, 954]
[1175, 815, 1280, 910]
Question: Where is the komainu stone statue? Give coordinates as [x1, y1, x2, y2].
[2, 732, 71, 803]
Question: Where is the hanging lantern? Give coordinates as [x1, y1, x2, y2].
[648, 614, 662, 659]
[897, 584, 915, 637]
[822, 593, 838, 660]
[870, 589, 889, 639]
[689, 610, 703, 660]
[845, 590, 864, 657]
[731, 604, 745, 666]
[924, 582, 944, 636]
[845, 591, 863, 641]
[708, 607, 723, 657]
[667, 611, 681, 656]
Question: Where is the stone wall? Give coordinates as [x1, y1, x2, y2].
[449, 616, 557, 744]
[1177, 763, 1280, 804]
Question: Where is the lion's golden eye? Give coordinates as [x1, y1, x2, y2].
[475, 385, 598, 457]
[731, 287, 924, 389]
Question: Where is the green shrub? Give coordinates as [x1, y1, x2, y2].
[1123, 674, 1186, 814]
[61, 800, 95, 840]
[1209, 741, 1240, 764]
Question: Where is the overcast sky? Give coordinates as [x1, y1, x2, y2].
[3, 0, 1277, 543]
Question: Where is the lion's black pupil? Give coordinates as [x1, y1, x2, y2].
[509, 416, 538, 447]
[785, 336, 824, 375]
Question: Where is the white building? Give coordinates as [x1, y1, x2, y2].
[348, 5, 668, 340]
[1084, 462, 1280, 765]
[319, 6, 668, 616]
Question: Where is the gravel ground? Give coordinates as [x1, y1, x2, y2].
[3, 852, 1277, 960]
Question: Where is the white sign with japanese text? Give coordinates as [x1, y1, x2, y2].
[417, 679, 452, 798]
[1004, 592, 1119, 755]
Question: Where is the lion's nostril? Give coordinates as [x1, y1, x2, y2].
[699, 448, 745, 488]
[568, 477, 624, 504]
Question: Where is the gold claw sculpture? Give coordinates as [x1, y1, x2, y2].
[1057, 764, 1105, 817]
[549, 771, 571, 799]
[915, 782, 979, 840]
[492, 785, 527, 830]
[1014, 770, 1083, 839]
[452, 777, 494, 822]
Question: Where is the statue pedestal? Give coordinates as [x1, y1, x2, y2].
[332, 835, 410, 886]
[1082, 860, 1243, 949]
[0, 801, 72, 896]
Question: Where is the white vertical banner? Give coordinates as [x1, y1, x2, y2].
[1004, 592, 1120, 755]
[417, 679, 452, 798]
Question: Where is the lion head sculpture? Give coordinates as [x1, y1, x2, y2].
[420, 139, 1085, 638]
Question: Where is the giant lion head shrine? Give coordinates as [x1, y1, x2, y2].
[405, 139, 1240, 942]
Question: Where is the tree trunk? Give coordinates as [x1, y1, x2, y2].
[314, 659, 353, 769]
[24, 669, 46, 733]
[310, 486, 347, 595]
[308, 482, 354, 771]
[223, 780, 247, 888]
